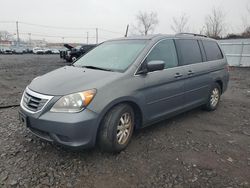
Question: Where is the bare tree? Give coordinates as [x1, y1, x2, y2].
[133, 11, 159, 35]
[203, 7, 225, 38]
[246, 4, 250, 18]
[171, 13, 189, 33]
[242, 4, 250, 35]
[0, 31, 13, 41]
[199, 26, 206, 35]
[242, 26, 250, 38]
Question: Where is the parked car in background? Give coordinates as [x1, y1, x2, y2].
[19, 33, 229, 152]
[44, 48, 52, 54]
[65, 44, 96, 62]
[51, 49, 60, 54]
[33, 47, 46, 54]
[59, 49, 66, 59]
[60, 44, 73, 60]
[12, 47, 25, 54]
[24, 49, 33, 54]
[2, 47, 13, 54]
[1, 47, 59, 55]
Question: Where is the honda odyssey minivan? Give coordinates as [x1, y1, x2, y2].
[19, 33, 229, 152]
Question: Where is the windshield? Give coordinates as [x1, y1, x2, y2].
[73, 40, 148, 72]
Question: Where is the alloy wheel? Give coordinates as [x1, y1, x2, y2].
[210, 88, 219, 107]
[117, 112, 132, 145]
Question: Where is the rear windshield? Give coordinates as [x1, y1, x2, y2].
[74, 40, 148, 72]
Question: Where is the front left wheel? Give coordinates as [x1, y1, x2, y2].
[97, 104, 135, 153]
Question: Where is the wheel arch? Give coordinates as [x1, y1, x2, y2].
[95, 97, 144, 142]
[215, 79, 223, 92]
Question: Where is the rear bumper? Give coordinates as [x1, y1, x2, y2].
[19, 107, 99, 148]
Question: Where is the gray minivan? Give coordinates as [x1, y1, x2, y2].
[19, 33, 229, 152]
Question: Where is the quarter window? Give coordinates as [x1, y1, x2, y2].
[202, 40, 223, 61]
[176, 39, 202, 65]
[146, 39, 178, 69]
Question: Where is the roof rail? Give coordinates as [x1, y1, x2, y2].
[176, 32, 208, 38]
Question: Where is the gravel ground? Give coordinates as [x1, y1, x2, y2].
[0, 55, 64, 107]
[0, 55, 250, 188]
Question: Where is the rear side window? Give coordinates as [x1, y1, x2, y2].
[175, 39, 202, 65]
[202, 40, 223, 61]
[146, 39, 178, 69]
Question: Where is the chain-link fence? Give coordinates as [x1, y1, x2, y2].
[218, 39, 250, 67]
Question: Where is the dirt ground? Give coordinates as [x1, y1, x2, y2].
[0, 55, 250, 188]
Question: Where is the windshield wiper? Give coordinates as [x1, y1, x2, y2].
[81, 65, 113, 72]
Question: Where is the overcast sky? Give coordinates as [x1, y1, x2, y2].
[0, 0, 249, 43]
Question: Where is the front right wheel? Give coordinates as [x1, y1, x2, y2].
[98, 104, 134, 153]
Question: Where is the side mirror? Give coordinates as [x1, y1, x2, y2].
[147, 60, 165, 72]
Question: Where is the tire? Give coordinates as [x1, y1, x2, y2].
[71, 56, 77, 62]
[98, 104, 135, 153]
[203, 83, 221, 111]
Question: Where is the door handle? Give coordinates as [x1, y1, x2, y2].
[187, 70, 194, 75]
[174, 73, 183, 78]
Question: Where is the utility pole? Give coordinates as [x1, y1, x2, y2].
[16, 21, 20, 47]
[96, 28, 98, 44]
[86, 32, 89, 44]
[125, 24, 129, 37]
[28, 33, 31, 47]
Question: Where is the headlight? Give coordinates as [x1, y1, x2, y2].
[50, 89, 96, 113]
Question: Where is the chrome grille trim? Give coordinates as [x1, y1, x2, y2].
[20, 87, 54, 114]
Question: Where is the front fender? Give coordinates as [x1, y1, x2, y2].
[96, 96, 145, 125]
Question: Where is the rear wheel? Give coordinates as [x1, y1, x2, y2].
[203, 83, 221, 111]
[98, 104, 134, 153]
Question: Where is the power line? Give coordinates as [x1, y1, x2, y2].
[0, 20, 124, 43]
[19, 32, 96, 39]
[0, 21, 124, 34]
[19, 21, 95, 30]
[0, 21, 15, 24]
[99, 28, 124, 35]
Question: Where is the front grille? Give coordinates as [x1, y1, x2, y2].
[22, 92, 47, 112]
[21, 88, 53, 113]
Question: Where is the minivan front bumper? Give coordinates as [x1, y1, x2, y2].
[19, 107, 99, 148]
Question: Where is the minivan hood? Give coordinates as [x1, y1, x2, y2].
[28, 66, 120, 96]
